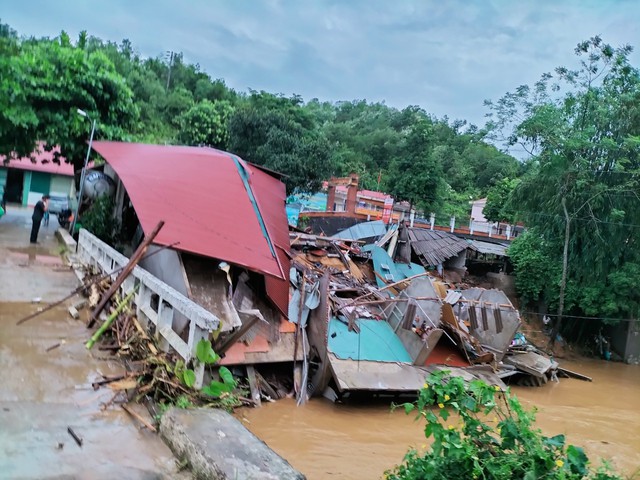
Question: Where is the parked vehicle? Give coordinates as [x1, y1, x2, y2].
[47, 195, 70, 214]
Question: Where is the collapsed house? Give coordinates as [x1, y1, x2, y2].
[90, 141, 304, 381]
[288, 222, 560, 401]
[83, 142, 561, 403]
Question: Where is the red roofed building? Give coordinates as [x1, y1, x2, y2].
[0, 148, 78, 207]
[91, 141, 290, 335]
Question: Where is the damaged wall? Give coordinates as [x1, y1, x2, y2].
[611, 320, 640, 365]
[139, 245, 190, 333]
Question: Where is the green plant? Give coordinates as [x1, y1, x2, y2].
[386, 371, 622, 480]
[80, 195, 120, 245]
[175, 339, 236, 398]
[201, 366, 236, 397]
[175, 394, 194, 409]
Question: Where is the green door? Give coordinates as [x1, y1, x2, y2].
[30, 172, 50, 195]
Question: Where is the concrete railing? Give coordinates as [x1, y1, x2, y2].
[77, 229, 220, 387]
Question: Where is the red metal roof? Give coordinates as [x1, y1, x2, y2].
[1, 147, 76, 176]
[91, 141, 290, 315]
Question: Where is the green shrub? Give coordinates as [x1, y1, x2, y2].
[386, 371, 622, 480]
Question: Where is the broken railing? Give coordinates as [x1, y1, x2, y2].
[77, 228, 220, 387]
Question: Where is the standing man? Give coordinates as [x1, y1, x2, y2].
[30, 195, 49, 244]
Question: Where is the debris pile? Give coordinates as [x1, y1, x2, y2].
[287, 227, 564, 402]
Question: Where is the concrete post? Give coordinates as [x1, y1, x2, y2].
[506, 224, 512, 240]
[489, 223, 493, 237]
[470, 219, 474, 235]
[430, 213, 435, 230]
[410, 209, 415, 227]
[450, 216, 456, 233]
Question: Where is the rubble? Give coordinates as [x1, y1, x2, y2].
[286, 226, 562, 401]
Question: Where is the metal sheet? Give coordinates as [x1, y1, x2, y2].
[328, 354, 507, 392]
[328, 318, 412, 363]
[503, 351, 553, 378]
[470, 240, 509, 256]
[333, 220, 388, 241]
[408, 227, 474, 267]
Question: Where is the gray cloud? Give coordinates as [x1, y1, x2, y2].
[3, 0, 639, 127]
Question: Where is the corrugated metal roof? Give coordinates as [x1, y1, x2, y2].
[408, 227, 474, 267]
[91, 141, 290, 315]
[333, 220, 388, 241]
[469, 240, 509, 257]
[1, 146, 76, 176]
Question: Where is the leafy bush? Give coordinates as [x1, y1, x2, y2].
[386, 371, 622, 480]
[80, 195, 120, 244]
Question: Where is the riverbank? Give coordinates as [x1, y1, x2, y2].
[237, 358, 640, 480]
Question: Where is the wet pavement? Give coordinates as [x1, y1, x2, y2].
[0, 209, 186, 480]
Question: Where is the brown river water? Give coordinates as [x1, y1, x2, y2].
[238, 359, 640, 479]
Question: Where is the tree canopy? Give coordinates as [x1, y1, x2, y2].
[487, 36, 640, 329]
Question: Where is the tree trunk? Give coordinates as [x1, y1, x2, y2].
[550, 197, 570, 348]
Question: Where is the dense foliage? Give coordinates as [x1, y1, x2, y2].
[0, 20, 520, 206]
[387, 371, 622, 480]
[488, 37, 640, 333]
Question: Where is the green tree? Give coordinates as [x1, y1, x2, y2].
[486, 37, 640, 337]
[483, 177, 520, 223]
[228, 92, 334, 193]
[388, 371, 622, 480]
[178, 100, 234, 149]
[386, 119, 445, 212]
[0, 34, 138, 170]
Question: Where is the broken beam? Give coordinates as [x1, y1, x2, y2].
[88, 220, 164, 328]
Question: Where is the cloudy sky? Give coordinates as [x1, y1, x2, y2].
[3, 1, 639, 127]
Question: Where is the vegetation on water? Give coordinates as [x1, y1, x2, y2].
[387, 371, 624, 480]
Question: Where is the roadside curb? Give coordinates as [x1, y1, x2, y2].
[160, 407, 306, 480]
[55, 227, 77, 250]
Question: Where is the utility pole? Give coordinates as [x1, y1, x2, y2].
[549, 196, 571, 349]
[166, 51, 175, 91]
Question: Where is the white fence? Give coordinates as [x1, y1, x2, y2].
[77, 229, 220, 387]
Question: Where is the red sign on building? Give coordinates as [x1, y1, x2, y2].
[382, 197, 394, 224]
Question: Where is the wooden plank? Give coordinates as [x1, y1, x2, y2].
[88, 220, 165, 327]
[216, 314, 260, 355]
[558, 367, 592, 382]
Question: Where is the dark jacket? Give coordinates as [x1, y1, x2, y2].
[32, 201, 45, 222]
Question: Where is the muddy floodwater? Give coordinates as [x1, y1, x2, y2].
[238, 359, 640, 479]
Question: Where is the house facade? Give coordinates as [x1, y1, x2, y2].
[0, 150, 76, 206]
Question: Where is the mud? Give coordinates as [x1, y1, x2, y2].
[0, 303, 183, 479]
[239, 360, 640, 480]
[0, 210, 185, 479]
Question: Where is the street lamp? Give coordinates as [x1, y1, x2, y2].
[71, 108, 97, 235]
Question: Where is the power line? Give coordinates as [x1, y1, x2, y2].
[521, 311, 638, 323]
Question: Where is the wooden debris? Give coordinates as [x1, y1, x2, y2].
[88, 220, 164, 327]
[121, 404, 157, 432]
[68, 306, 80, 320]
[108, 378, 138, 390]
[45, 342, 62, 352]
[67, 427, 83, 447]
[558, 367, 592, 382]
[86, 288, 138, 349]
[246, 365, 261, 407]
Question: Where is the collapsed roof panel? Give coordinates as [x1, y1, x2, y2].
[332, 220, 388, 242]
[408, 227, 474, 267]
[469, 240, 509, 257]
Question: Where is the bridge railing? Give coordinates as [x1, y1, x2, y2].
[76, 229, 219, 387]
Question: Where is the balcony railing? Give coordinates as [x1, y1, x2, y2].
[76, 229, 220, 387]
